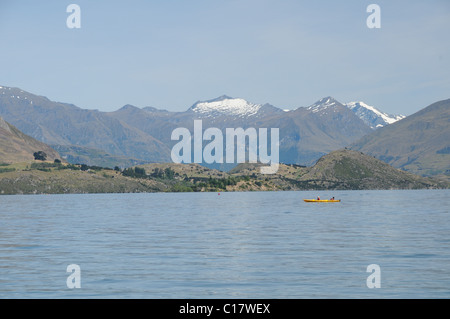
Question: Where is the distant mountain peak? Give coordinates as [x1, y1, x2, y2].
[209, 95, 234, 102]
[119, 104, 140, 110]
[307, 96, 342, 113]
[190, 95, 263, 117]
[318, 96, 338, 104]
[345, 101, 405, 129]
[142, 106, 170, 113]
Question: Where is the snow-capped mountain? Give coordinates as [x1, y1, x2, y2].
[306, 96, 343, 113]
[345, 101, 405, 129]
[189, 95, 266, 118]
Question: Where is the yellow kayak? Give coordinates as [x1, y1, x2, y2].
[304, 199, 340, 202]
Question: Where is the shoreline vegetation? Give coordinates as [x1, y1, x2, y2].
[0, 150, 448, 195]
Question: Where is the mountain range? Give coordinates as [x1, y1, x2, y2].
[1, 85, 447, 180]
[0, 86, 401, 165]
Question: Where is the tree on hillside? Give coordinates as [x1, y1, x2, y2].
[164, 167, 175, 179]
[33, 151, 47, 161]
[151, 168, 164, 178]
[122, 167, 146, 178]
[134, 167, 146, 177]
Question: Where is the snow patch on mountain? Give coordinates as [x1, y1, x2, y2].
[0, 86, 33, 105]
[346, 101, 405, 129]
[190, 95, 262, 117]
[306, 97, 341, 113]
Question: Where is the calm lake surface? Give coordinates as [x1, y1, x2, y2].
[1, 189, 449, 298]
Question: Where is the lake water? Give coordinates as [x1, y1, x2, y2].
[1, 189, 449, 299]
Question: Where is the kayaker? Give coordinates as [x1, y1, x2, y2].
[317, 196, 320, 200]
[330, 196, 335, 200]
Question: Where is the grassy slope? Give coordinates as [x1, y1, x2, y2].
[0, 162, 168, 195]
[0, 117, 61, 163]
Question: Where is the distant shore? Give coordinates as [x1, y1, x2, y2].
[1, 151, 448, 195]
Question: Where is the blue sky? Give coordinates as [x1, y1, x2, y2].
[0, 0, 449, 115]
